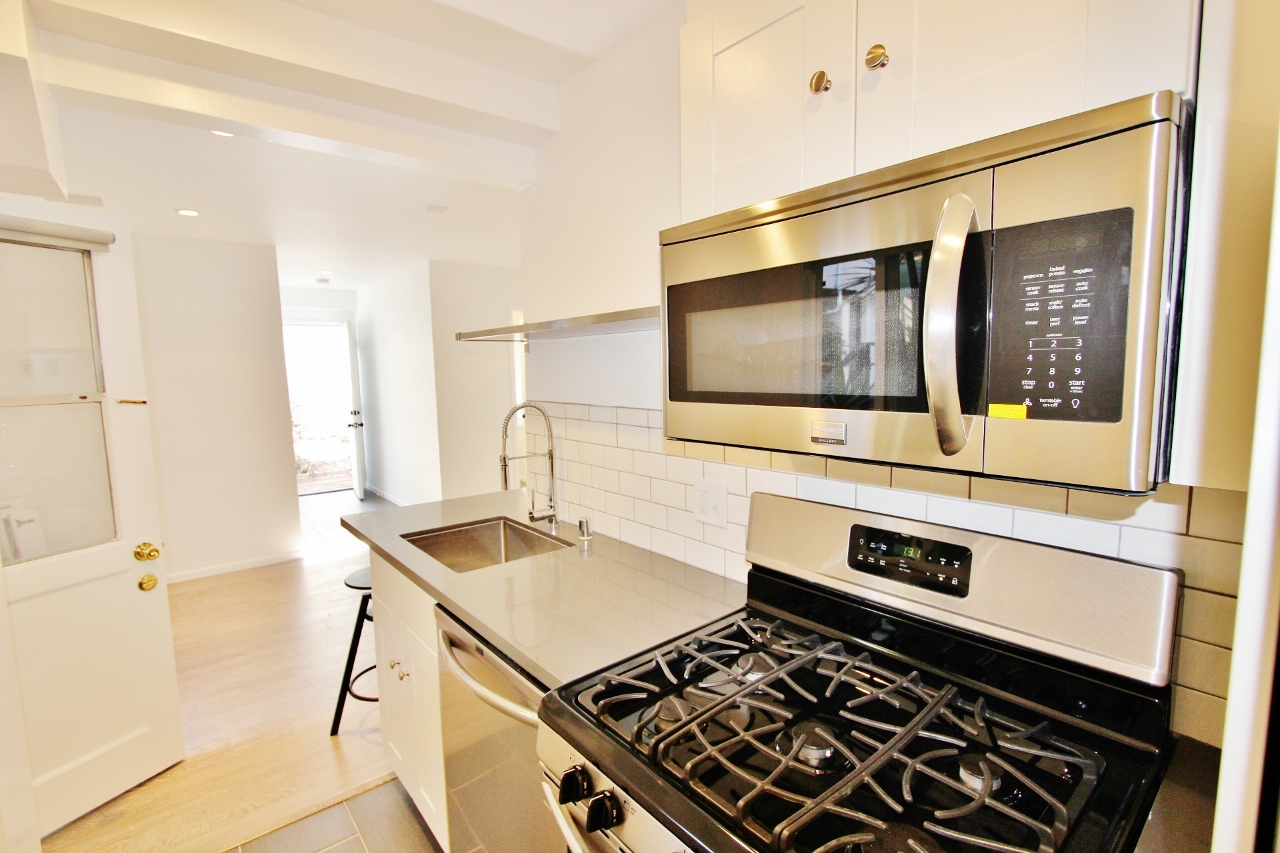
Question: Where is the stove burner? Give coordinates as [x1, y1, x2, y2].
[958, 753, 1003, 793]
[715, 702, 752, 732]
[773, 719, 839, 771]
[860, 823, 945, 853]
[732, 651, 777, 681]
[654, 696, 694, 732]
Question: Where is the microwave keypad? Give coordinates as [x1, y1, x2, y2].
[987, 208, 1134, 423]
[847, 524, 971, 598]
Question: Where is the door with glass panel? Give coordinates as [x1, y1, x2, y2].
[0, 239, 182, 833]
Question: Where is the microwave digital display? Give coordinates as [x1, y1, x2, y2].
[986, 208, 1134, 423]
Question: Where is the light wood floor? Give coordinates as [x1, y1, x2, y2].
[43, 498, 395, 853]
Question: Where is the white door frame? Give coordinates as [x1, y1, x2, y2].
[0, 569, 39, 853]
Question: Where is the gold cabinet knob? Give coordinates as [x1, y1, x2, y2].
[133, 542, 160, 561]
[865, 44, 890, 69]
[388, 660, 399, 669]
[809, 70, 832, 94]
[397, 670, 410, 681]
[138, 573, 159, 592]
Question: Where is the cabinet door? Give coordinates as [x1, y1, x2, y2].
[681, 0, 854, 221]
[370, 596, 414, 792]
[407, 623, 449, 849]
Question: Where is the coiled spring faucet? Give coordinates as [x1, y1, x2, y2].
[500, 402, 557, 529]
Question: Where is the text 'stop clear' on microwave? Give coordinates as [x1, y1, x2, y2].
[660, 92, 1187, 494]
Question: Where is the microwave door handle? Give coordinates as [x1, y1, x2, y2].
[922, 192, 978, 456]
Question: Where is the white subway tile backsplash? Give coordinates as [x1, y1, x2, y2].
[926, 496, 1014, 537]
[579, 486, 606, 511]
[702, 462, 747, 496]
[603, 446, 634, 472]
[652, 479, 687, 509]
[527, 454, 547, 476]
[525, 415, 546, 435]
[686, 540, 725, 575]
[705, 523, 748, 554]
[648, 409, 664, 428]
[617, 424, 649, 451]
[566, 461, 592, 486]
[560, 481, 580, 505]
[565, 404, 589, 420]
[1118, 528, 1243, 595]
[618, 472, 652, 501]
[589, 406, 617, 423]
[589, 422, 618, 446]
[579, 443, 605, 467]
[619, 519, 651, 550]
[557, 439, 579, 462]
[649, 428, 668, 452]
[635, 500, 667, 529]
[1012, 510, 1120, 556]
[728, 494, 751, 526]
[725, 552, 750, 583]
[605, 492, 634, 520]
[634, 451, 667, 479]
[566, 419, 589, 441]
[857, 485, 927, 520]
[796, 475, 858, 509]
[592, 467, 620, 493]
[593, 512, 621, 539]
[651, 529, 686, 562]
[1067, 484, 1189, 534]
[616, 407, 648, 426]
[667, 456, 704, 485]
[747, 468, 798, 498]
[668, 509, 704, 541]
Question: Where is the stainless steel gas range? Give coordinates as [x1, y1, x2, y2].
[536, 494, 1181, 853]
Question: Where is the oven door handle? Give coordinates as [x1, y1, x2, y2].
[922, 192, 978, 456]
[541, 780, 592, 853]
[439, 628, 540, 727]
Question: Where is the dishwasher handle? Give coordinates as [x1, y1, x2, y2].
[439, 628, 540, 727]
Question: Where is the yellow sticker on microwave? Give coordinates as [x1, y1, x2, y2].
[988, 404, 1028, 419]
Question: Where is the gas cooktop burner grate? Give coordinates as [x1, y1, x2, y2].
[578, 615, 1107, 853]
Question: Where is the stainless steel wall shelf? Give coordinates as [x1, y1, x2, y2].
[456, 306, 659, 343]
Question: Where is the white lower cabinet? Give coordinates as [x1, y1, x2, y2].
[370, 555, 450, 850]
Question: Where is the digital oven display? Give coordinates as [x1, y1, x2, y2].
[847, 525, 972, 598]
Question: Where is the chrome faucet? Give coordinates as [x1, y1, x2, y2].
[500, 402, 557, 529]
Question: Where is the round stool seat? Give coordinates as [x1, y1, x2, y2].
[344, 566, 372, 591]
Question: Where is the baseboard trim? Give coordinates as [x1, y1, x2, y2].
[168, 550, 305, 584]
[363, 484, 406, 506]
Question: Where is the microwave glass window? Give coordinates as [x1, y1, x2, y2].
[667, 237, 987, 413]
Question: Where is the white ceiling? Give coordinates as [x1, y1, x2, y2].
[30, 0, 678, 290]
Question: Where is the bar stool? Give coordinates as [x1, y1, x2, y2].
[330, 566, 377, 736]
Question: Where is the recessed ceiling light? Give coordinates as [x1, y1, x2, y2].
[319, 270, 333, 275]
[425, 204, 447, 213]
[176, 209, 200, 217]
[210, 130, 234, 137]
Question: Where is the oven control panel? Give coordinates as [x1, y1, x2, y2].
[847, 524, 972, 598]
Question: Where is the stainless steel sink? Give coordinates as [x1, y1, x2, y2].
[402, 516, 572, 572]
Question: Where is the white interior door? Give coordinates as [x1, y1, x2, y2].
[345, 320, 366, 500]
[0, 237, 183, 835]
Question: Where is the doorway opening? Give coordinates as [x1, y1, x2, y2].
[282, 323, 363, 497]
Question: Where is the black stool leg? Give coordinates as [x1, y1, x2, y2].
[331, 591, 372, 736]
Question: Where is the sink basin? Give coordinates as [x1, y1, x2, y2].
[402, 516, 572, 572]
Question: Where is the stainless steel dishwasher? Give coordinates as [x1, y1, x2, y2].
[435, 605, 562, 853]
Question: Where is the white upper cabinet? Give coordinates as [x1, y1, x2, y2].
[683, 0, 1200, 212]
[856, 0, 1199, 173]
[681, 0, 855, 221]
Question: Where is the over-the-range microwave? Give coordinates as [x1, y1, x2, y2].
[660, 92, 1188, 493]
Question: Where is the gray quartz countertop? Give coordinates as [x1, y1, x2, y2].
[341, 488, 747, 689]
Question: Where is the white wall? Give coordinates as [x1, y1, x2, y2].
[356, 266, 443, 506]
[134, 235, 301, 581]
[427, 261, 521, 500]
[519, 2, 683, 323]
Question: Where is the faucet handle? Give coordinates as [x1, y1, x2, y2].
[578, 518, 593, 540]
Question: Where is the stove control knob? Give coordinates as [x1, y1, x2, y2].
[558, 765, 592, 804]
[584, 790, 624, 833]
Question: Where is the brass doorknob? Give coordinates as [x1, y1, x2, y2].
[134, 542, 160, 561]
[865, 44, 890, 69]
[138, 573, 158, 592]
[809, 70, 832, 94]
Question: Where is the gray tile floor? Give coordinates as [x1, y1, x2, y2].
[224, 779, 441, 853]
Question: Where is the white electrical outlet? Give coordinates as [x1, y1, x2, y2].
[693, 479, 728, 528]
